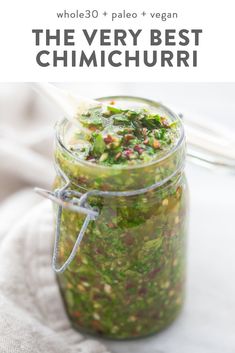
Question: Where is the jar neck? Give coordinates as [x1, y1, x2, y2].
[54, 96, 185, 192]
[54, 136, 186, 192]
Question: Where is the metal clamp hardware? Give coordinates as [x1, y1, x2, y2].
[35, 160, 184, 273]
[35, 182, 99, 273]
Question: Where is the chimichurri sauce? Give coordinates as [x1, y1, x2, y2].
[67, 104, 180, 166]
[54, 98, 188, 339]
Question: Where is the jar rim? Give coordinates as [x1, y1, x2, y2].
[55, 95, 185, 171]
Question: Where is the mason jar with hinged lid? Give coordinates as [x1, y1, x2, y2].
[44, 96, 189, 339]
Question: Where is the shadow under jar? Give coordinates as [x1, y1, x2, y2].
[53, 96, 189, 339]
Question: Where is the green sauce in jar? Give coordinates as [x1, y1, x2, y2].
[67, 101, 180, 167]
[54, 96, 189, 339]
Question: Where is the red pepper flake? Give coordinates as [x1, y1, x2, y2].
[86, 156, 96, 162]
[134, 145, 144, 154]
[108, 222, 117, 229]
[124, 149, 133, 159]
[77, 176, 88, 184]
[73, 311, 81, 318]
[94, 247, 103, 255]
[104, 134, 114, 144]
[161, 117, 170, 128]
[125, 282, 135, 290]
[89, 125, 98, 131]
[143, 138, 149, 145]
[138, 287, 148, 296]
[123, 234, 134, 246]
[147, 267, 161, 279]
[91, 320, 103, 331]
[93, 293, 107, 301]
[124, 134, 134, 142]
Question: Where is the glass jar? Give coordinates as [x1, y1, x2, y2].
[53, 96, 189, 339]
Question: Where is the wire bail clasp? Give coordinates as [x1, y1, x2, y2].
[35, 184, 99, 273]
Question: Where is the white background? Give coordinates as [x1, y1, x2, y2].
[0, 0, 234, 81]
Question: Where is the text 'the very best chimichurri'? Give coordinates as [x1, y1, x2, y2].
[53, 96, 189, 339]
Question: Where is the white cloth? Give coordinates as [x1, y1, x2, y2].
[0, 84, 110, 353]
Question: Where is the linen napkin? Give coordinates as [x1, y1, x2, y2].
[0, 84, 110, 353]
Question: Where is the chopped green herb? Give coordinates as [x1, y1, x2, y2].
[70, 105, 180, 166]
[107, 106, 128, 114]
[93, 134, 106, 156]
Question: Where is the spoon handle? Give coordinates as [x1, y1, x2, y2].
[31, 82, 100, 119]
